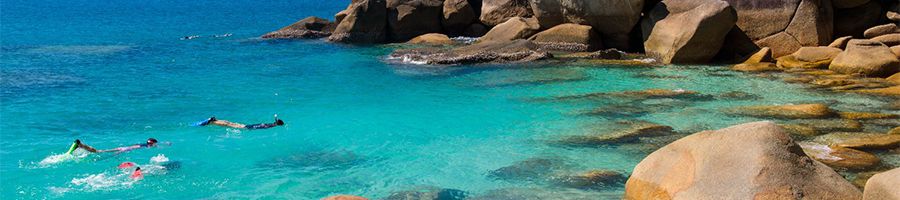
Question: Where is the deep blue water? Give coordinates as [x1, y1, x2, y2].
[2, 0, 897, 199]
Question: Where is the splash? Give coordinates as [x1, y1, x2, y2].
[69, 172, 137, 191]
[386, 54, 429, 65]
[36, 151, 89, 168]
[150, 154, 170, 163]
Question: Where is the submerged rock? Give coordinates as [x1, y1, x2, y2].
[726, 103, 837, 119]
[389, 39, 552, 65]
[550, 170, 627, 190]
[488, 157, 566, 182]
[799, 142, 881, 170]
[839, 112, 899, 120]
[815, 132, 900, 150]
[322, 195, 368, 200]
[559, 121, 674, 145]
[262, 16, 335, 39]
[863, 168, 900, 200]
[258, 150, 364, 171]
[853, 85, 900, 96]
[716, 91, 762, 101]
[624, 121, 862, 200]
[780, 119, 863, 136]
[384, 187, 467, 200]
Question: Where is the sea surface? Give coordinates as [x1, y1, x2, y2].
[2, 0, 898, 199]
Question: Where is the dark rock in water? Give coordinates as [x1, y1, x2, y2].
[554, 89, 713, 102]
[716, 91, 761, 101]
[328, 0, 388, 43]
[258, 150, 364, 171]
[385, 187, 467, 200]
[581, 99, 694, 118]
[588, 49, 625, 59]
[558, 121, 675, 146]
[799, 142, 881, 171]
[389, 39, 552, 65]
[262, 16, 335, 39]
[779, 119, 863, 136]
[488, 157, 566, 182]
[725, 103, 837, 119]
[468, 187, 623, 200]
[814, 132, 900, 150]
[161, 161, 182, 171]
[549, 170, 628, 190]
[387, 0, 444, 42]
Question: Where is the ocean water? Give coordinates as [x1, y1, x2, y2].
[2, 0, 898, 199]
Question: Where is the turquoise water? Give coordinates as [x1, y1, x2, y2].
[2, 0, 897, 199]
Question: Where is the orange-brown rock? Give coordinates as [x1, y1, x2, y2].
[800, 142, 880, 170]
[727, 104, 837, 119]
[862, 168, 900, 200]
[815, 132, 900, 150]
[322, 195, 368, 200]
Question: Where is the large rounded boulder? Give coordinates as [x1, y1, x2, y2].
[528, 23, 602, 52]
[624, 121, 862, 200]
[386, 0, 444, 42]
[480, 0, 532, 26]
[328, 0, 389, 43]
[724, 0, 834, 57]
[830, 39, 900, 77]
[863, 168, 900, 200]
[529, 0, 643, 50]
[775, 46, 843, 69]
[643, 0, 737, 64]
[479, 17, 541, 42]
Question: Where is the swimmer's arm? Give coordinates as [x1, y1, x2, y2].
[211, 120, 247, 129]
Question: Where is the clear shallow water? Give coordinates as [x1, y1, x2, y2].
[2, 0, 898, 199]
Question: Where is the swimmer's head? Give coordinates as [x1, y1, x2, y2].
[275, 119, 285, 126]
[147, 138, 158, 146]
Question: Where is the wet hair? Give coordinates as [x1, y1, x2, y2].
[275, 119, 285, 126]
[147, 138, 158, 144]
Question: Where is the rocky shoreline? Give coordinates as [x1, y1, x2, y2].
[262, 0, 900, 199]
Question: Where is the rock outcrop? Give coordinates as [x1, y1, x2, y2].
[644, 0, 737, 64]
[479, 17, 540, 42]
[442, 0, 477, 35]
[624, 121, 862, 200]
[530, 0, 643, 50]
[834, 1, 882, 39]
[829, 36, 853, 49]
[528, 23, 602, 52]
[776, 47, 842, 69]
[724, 0, 834, 57]
[328, 0, 388, 43]
[864, 24, 900, 39]
[386, 0, 444, 42]
[480, 0, 532, 26]
[871, 34, 900, 46]
[262, 16, 335, 39]
[863, 168, 900, 200]
[830, 39, 900, 77]
[799, 142, 880, 170]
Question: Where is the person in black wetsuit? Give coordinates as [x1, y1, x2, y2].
[198, 115, 284, 130]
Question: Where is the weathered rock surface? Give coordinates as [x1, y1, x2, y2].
[815, 132, 900, 150]
[776, 46, 843, 69]
[406, 33, 453, 45]
[891, 46, 900, 58]
[389, 39, 551, 65]
[741, 47, 773, 64]
[386, 0, 444, 42]
[727, 104, 837, 119]
[530, 0, 643, 50]
[889, 11, 900, 23]
[480, 0, 532, 26]
[862, 168, 900, 200]
[829, 36, 853, 49]
[624, 121, 862, 200]
[723, 0, 834, 57]
[890, 127, 900, 135]
[830, 39, 900, 77]
[644, 0, 737, 64]
[871, 34, 900, 46]
[262, 16, 335, 39]
[528, 23, 601, 52]
[479, 17, 540, 42]
[864, 24, 900, 39]
[442, 0, 477, 35]
[328, 0, 388, 43]
[799, 142, 880, 170]
[853, 85, 900, 96]
[839, 112, 899, 120]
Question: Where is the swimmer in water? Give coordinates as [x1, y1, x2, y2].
[73, 138, 158, 154]
[198, 115, 285, 130]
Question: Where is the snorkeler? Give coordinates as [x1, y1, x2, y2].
[195, 115, 285, 130]
[72, 138, 158, 154]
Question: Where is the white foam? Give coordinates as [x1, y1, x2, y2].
[450, 36, 479, 44]
[37, 151, 88, 167]
[386, 54, 429, 65]
[150, 154, 169, 163]
[70, 172, 136, 191]
[632, 58, 657, 64]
